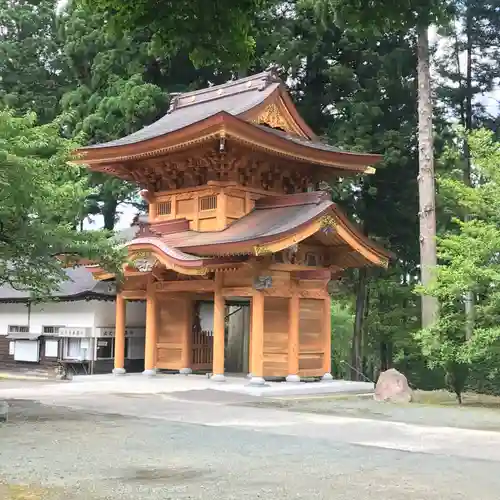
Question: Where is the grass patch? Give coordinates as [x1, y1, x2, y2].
[412, 390, 500, 409]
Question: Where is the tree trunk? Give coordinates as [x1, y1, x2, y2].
[417, 25, 438, 327]
[351, 268, 368, 380]
[464, 3, 475, 340]
[102, 197, 118, 231]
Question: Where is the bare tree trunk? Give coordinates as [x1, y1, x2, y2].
[417, 25, 438, 327]
[351, 268, 368, 380]
[464, 4, 475, 340]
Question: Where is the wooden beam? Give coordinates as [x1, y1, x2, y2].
[212, 273, 225, 380]
[156, 280, 215, 293]
[143, 279, 157, 374]
[323, 294, 332, 376]
[250, 290, 265, 378]
[121, 289, 147, 300]
[180, 296, 193, 373]
[222, 287, 253, 297]
[113, 292, 126, 374]
[287, 293, 300, 381]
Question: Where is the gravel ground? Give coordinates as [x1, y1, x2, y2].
[1, 398, 500, 499]
[249, 394, 500, 431]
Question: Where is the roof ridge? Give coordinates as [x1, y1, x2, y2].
[167, 70, 281, 113]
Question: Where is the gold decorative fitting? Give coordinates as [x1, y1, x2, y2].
[365, 166, 376, 174]
[254, 245, 272, 256]
[319, 215, 337, 229]
[252, 103, 294, 133]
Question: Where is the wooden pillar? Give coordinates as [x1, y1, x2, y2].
[211, 273, 225, 381]
[286, 293, 300, 382]
[180, 296, 193, 374]
[248, 290, 266, 385]
[143, 279, 157, 376]
[113, 292, 126, 375]
[322, 294, 333, 381]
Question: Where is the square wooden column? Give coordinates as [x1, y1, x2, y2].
[248, 290, 266, 386]
[286, 293, 300, 383]
[143, 279, 157, 376]
[322, 294, 333, 381]
[180, 296, 193, 375]
[211, 273, 226, 382]
[113, 292, 126, 375]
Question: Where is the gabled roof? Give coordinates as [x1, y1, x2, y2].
[0, 267, 115, 303]
[75, 71, 382, 175]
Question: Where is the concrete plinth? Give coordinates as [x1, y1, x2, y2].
[142, 369, 157, 377]
[286, 374, 301, 383]
[211, 374, 226, 382]
[179, 368, 192, 375]
[247, 376, 268, 387]
[322, 372, 334, 381]
[112, 368, 126, 376]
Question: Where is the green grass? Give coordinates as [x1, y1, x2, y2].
[412, 390, 500, 409]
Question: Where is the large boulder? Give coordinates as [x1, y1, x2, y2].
[374, 368, 413, 403]
[0, 400, 8, 423]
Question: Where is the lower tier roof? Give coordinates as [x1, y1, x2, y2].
[89, 191, 392, 279]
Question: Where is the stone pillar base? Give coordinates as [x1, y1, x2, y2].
[286, 374, 301, 383]
[246, 372, 253, 379]
[179, 368, 192, 375]
[211, 374, 226, 382]
[112, 368, 126, 376]
[247, 376, 268, 387]
[142, 369, 157, 377]
[322, 372, 334, 381]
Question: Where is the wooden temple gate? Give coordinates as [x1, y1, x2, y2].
[77, 71, 391, 384]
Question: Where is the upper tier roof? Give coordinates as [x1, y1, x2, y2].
[75, 71, 382, 174]
[86, 71, 288, 149]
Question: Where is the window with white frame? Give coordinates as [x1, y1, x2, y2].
[96, 338, 114, 359]
[42, 326, 62, 335]
[8, 325, 29, 333]
[63, 337, 91, 360]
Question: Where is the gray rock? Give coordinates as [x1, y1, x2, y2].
[374, 368, 413, 403]
[0, 400, 8, 423]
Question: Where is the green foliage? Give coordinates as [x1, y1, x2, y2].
[0, 0, 70, 123]
[330, 300, 354, 378]
[414, 130, 500, 400]
[0, 110, 124, 297]
[78, 0, 269, 67]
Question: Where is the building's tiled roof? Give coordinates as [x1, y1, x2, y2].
[86, 71, 281, 149]
[0, 266, 115, 302]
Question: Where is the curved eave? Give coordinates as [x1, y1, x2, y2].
[73, 112, 381, 175]
[182, 205, 392, 269]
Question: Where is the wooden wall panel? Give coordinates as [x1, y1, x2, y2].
[226, 195, 245, 218]
[156, 295, 187, 370]
[198, 218, 218, 231]
[262, 297, 289, 377]
[298, 298, 324, 377]
[222, 269, 254, 287]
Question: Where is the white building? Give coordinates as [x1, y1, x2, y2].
[0, 267, 146, 374]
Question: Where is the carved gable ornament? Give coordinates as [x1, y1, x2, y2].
[253, 103, 291, 132]
[130, 251, 158, 273]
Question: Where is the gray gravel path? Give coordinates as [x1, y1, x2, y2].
[1, 395, 500, 499]
[248, 395, 500, 431]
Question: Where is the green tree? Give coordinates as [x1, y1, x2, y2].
[58, 2, 171, 229]
[0, 0, 70, 123]
[316, 0, 454, 328]
[0, 110, 124, 296]
[254, 2, 421, 379]
[415, 129, 500, 403]
[79, 0, 270, 67]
